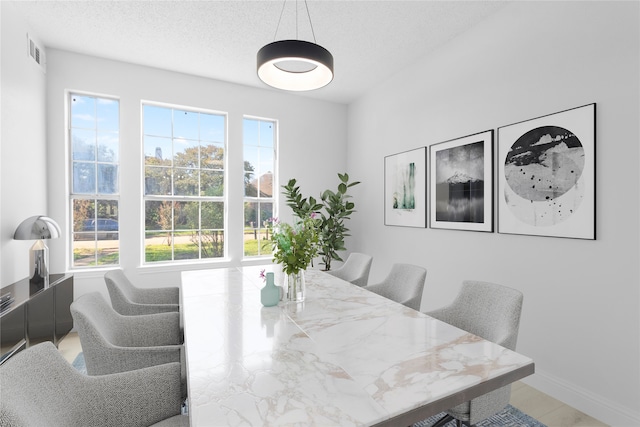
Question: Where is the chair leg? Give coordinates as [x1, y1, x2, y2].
[431, 414, 454, 427]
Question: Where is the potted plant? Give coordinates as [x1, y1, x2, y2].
[265, 215, 319, 301]
[282, 173, 360, 271]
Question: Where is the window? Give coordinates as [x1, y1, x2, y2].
[243, 117, 276, 257]
[70, 94, 120, 267]
[143, 104, 226, 263]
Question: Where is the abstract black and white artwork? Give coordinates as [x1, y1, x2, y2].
[498, 103, 596, 239]
[384, 147, 427, 227]
[429, 130, 494, 232]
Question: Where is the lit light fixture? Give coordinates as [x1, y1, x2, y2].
[257, 1, 334, 91]
[14, 216, 61, 288]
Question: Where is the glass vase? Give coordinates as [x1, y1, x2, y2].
[285, 270, 305, 302]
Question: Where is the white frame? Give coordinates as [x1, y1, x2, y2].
[384, 147, 427, 228]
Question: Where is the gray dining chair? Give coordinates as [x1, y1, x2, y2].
[70, 292, 186, 397]
[425, 280, 524, 427]
[105, 269, 180, 316]
[364, 263, 426, 310]
[326, 252, 373, 287]
[0, 341, 188, 427]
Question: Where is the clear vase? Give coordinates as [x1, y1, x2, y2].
[285, 270, 305, 302]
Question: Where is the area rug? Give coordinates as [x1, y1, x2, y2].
[72, 352, 86, 374]
[413, 405, 547, 427]
[72, 352, 543, 426]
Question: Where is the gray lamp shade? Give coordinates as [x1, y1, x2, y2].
[14, 216, 61, 240]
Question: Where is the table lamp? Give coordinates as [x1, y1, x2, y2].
[14, 215, 61, 288]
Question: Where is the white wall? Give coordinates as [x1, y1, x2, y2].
[45, 49, 347, 300]
[0, 2, 48, 286]
[347, 1, 639, 426]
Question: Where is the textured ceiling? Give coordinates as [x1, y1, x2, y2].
[10, 0, 508, 104]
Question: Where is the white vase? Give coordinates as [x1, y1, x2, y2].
[285, 270, 305, 302]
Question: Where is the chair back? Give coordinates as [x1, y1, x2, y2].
[425, 280, 524, 424]
[0, 342, 186, 427]
[439, 280, 523, 350]
[327, 252, 373, 287]
[366, 263, 426, 310]
[105, 269, 137, 310]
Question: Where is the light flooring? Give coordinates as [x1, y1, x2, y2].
[58, 332, 608, 427]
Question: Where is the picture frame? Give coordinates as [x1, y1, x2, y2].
[384, 147, 427, 228]
[497, 103, 596, 239]
[429, 130, 494, 232]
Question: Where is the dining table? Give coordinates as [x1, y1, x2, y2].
[180, 265, 534, 427]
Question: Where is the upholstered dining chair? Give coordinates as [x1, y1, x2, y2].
[326, 252, 373, 287]
[425, 280, 524, 427]
[105, 269, 180, 316]
[0, 342, 188, 427]
[364, 263, 426, 311]
[70, 292, 186, 397]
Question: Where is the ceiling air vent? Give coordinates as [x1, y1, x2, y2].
[26, 33, 46, 73]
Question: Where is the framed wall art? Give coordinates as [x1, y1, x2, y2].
[429, 130, 494, 232]
[498, 103, 596, 239]
[384, 147, 427, 227]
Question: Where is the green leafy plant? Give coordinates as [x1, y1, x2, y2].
[266, 215, 319, 275]
[282, 173, 360, 271]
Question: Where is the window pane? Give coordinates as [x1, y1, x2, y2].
[71, 95, 96, 129]
[73, 162, 96, 194]
[145, 200, 173, 231]
[174, 169, 198, 196]
[173, 110, 199, 141]
[202, 202, 224, 229]
[145, 167, 171, 195]
[243, 119, 259, 145]
[200, 114, 225, 143]
[97, 164, 118, 194]
[97, 200, 119, 232]
[257, 171, 273, 198]
[72, 129, 96, 161]
[143, 105, 172, 137]
[174, 138, 199, 168]
[174, 201, 199, 230]
[145, 232, 173, 262]
[259, 121, 274, 147]
[259, 147, 274, 174]
[98, 243, 119, 265]
[201, 144, 224, 170]
[73, 238, 96, 267]
[97, 132, 119, 162]
[144, 136, 172, 166]
[244, 146, 259, 173]
[201, 230, 224, 259]
[97, 98, 119, 132]
[174, 231, 199, 260]
[73, 199, 95, 233]
[200, 170, 223, 197]
[259, 202, 273, 227]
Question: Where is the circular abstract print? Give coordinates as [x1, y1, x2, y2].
[504, 126, 585, 226]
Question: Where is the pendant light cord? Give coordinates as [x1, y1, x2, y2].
[272, 0, 317, 43]
[303, 0, 317, 43]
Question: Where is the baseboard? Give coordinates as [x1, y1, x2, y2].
[522, 369, 640, 427]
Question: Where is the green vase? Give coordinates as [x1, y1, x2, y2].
[261, 272, 280, 307]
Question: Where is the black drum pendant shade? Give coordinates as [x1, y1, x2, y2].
[257, 39, 334, 91]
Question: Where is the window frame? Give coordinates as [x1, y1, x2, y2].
[242, 115, 278, 260]
[67, 91, 121, 270]
[141, 101, 228, 265]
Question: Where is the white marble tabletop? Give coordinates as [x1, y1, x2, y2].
[181, 266, 534, 427]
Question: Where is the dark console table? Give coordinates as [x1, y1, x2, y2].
[0, 273, 74, 365]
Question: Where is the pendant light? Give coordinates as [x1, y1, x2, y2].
[257, 0, 334, 91]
